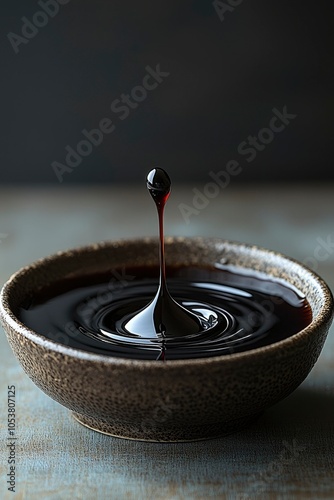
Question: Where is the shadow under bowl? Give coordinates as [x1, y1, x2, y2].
[0, 237, 333, 442]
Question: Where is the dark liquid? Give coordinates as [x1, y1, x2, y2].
[17, 168, 313, 360]
[17, 265, 312, 360]
[134, 168, 209, 344]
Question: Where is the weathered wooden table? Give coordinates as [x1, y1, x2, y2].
[1, 185, 333, 499]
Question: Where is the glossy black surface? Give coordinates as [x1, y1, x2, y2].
[18, 265, 312, 360]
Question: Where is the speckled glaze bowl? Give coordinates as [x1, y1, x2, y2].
[0, 238, 333, 442]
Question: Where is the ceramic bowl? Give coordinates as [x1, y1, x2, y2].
[0, 238, 333, 442]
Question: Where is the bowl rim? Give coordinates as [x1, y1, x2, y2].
[1, 236, 333, 368]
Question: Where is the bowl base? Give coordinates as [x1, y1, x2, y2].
[71, 411, 262, 442]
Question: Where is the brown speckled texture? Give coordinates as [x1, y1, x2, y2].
[0, 238, 333, 441]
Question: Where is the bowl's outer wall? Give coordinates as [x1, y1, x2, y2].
[2, 316, 331, 440]
[1, 238, 333, 440]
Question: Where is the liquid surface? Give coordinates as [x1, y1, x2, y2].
[17, 265, 312, 361]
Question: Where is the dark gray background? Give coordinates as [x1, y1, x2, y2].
[0, 0, 332, 184]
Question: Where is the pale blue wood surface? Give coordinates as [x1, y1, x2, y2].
[1, 185, 333, 500]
